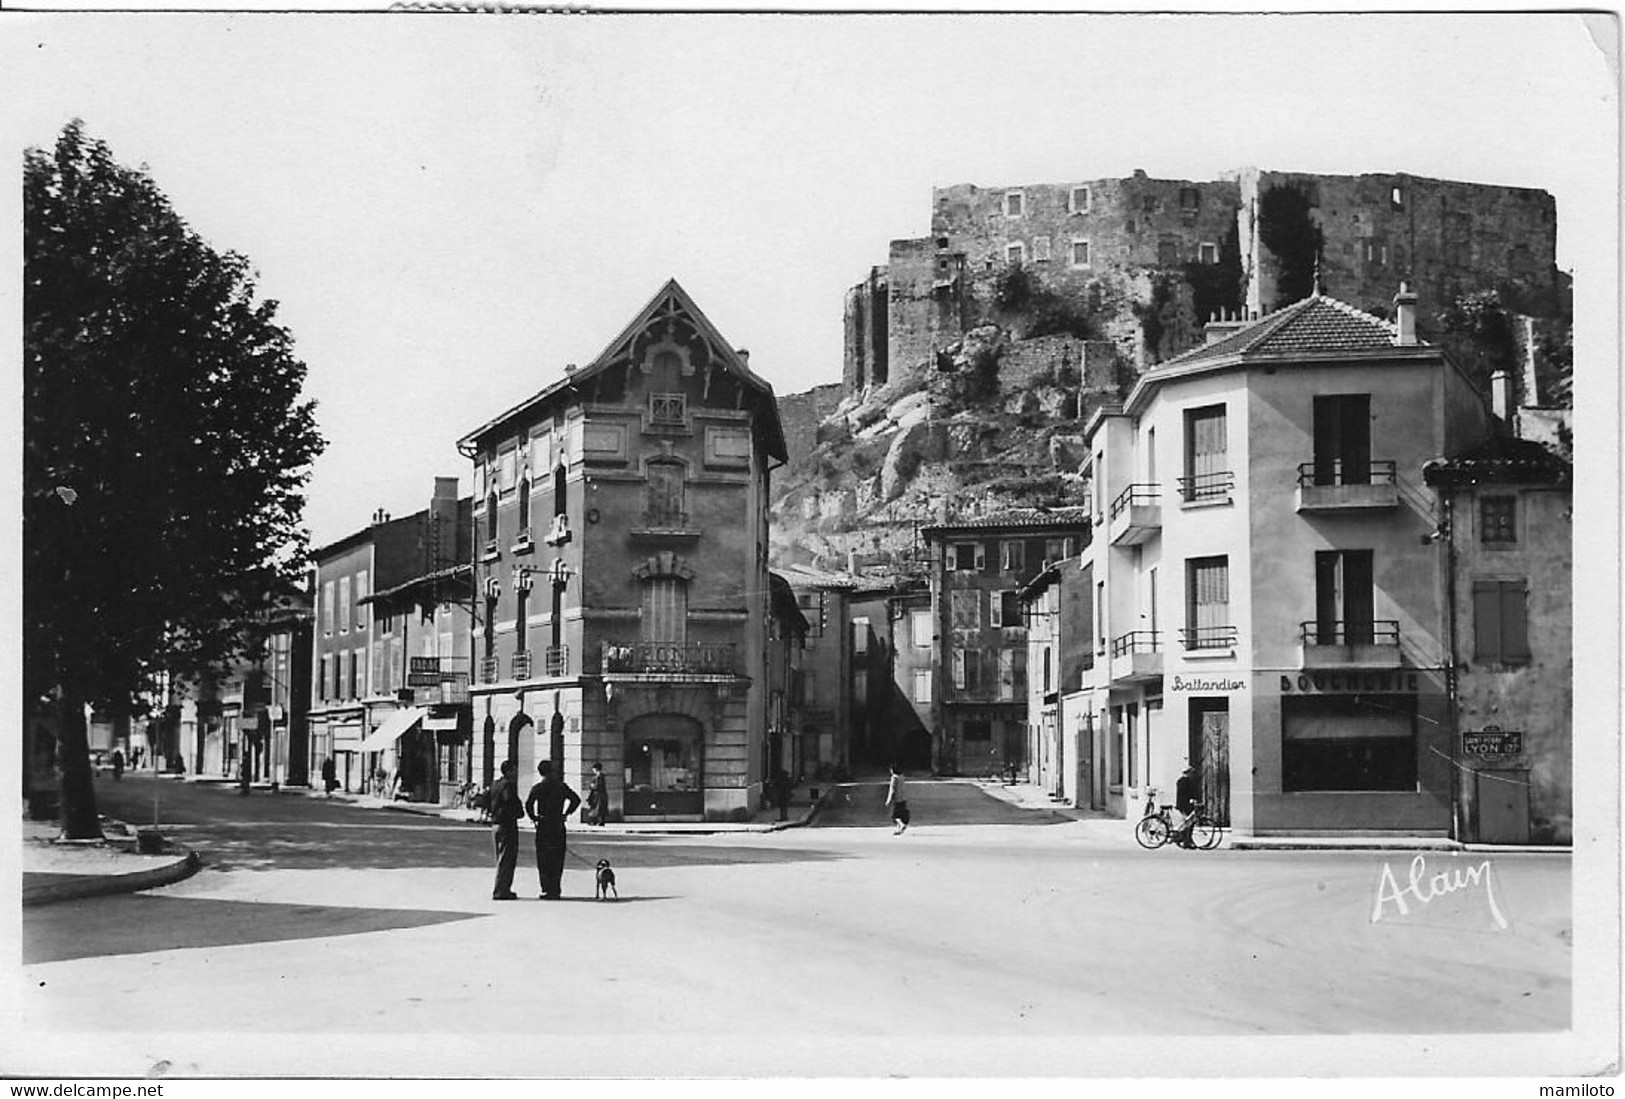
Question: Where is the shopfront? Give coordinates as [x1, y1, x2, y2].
[623, 713, 704, 818]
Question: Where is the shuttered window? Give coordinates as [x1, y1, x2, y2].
[642, 578, 688, 645]
[1473, 580, 1530, 663]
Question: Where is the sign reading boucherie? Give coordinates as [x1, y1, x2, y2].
[1462, 728, 1522, 756]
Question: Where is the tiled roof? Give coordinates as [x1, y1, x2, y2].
[1163, 293, 1404, 368]
[1422, 436, 1571, 487]
[922, 505, 1092, 536]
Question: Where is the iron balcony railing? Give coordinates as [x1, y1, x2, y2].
[1109, 483, 1161, 521]
[511, 650, 533, 681]
[599, 641, 740, 676]
[1296, 460, 1397, 489]
[1178, 470, 1234, 503]
[1110, 630, 1162, 658]
[544, 645, 569, 677]
[1180, 624, 1239, 651]
[479, 657, 500, 685]
[1298, 620, 1400, 647]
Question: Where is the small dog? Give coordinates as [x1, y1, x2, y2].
[594, 858, 618, 901]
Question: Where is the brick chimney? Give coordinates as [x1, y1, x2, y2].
[1393, 282, 1418, 346]
[1491, 370, 1514, 422]
[1203, 308, 1250, 346]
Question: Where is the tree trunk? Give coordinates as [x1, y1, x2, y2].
[56, 692, 104, 840]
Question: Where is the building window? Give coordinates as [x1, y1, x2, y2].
[852, 617, 870, 657]
[997, 648, 1025, 700]
[1473, 580, 1530, 664]
[1282, 694, 1417, 791]
[1314, 549, 1376, 645]
[517, 476, 531, 534]
[1042, 648, 1052, 693]
[950, 589, 981, 629]
[1043, 538, 1073, 565]
[1095, 579, 1106, 654]
[989, 590, 1023, 629]
[1004, 191, 1024, 218]
[911, 609, 932, 648]
[321, 581, 334, 636]
[1198, 241, 1218, 264]
[1312, 395, 1373, 486]
[1126, 703, 1139, 788]
[337, 576, 351, 635]
[1481, 496, 1517, 545]
[1109, 708, 1124, 786]
[485, 491, 499, 546]
[1032, 235, 1051, 262]
[650, 392, 686, 426]
[912, 668, 931, 704]
[1390, 184, 1404, 210]
[1185, 556, 1232, 650]
[1157, 238, 1179, 267]
[953, 649, 985, 694]
[641, 577, 689, 644]
[1070, 239, 1091, 268]
[1179, 187, 1199, 211]
[646, 459, 686, 524]
[1070, 185, 1091, 214]
[318, 654, 329, 701]
[1182, 404, 1230, 502]
[951, 543, 985, 571]
[1006, 242, 1026, 265]
[1000, 540, 1026, 573]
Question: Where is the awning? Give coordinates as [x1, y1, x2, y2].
[357, 707, 426, 753]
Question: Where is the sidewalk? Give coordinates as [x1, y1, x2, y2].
[22, 817, 201, 907]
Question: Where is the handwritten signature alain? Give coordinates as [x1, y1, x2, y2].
[1371, 853, 1508, 930]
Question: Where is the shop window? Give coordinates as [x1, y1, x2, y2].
[1473, 580, 1530, 664]
[1481, 496, 1517, 545]
[1282, 694, 1417, 791]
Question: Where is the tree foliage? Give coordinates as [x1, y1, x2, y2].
[1434, 289, 1519, 396]
[1258, 184, 1325, 308]
[25, 121, 325, 835]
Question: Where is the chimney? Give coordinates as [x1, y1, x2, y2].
[736, 348, 750, 368]
[1491, 369, 1514, 422]
[848, 549, 859, 575]
[1203, 309, 1250, 345]
[1393, 282, 1418, 346]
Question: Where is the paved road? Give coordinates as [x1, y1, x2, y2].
[17, 773, 1574, 1078]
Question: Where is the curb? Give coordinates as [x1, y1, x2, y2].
[23, 848, 202, 908]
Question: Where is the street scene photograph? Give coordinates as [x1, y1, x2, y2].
[5, 7, 1620, 1087]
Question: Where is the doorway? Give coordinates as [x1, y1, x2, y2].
[1188, 698, 1231, 827]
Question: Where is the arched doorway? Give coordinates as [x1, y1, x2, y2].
[508, 713, 535, 784]
[623, 713, 703, 818]
[481, 715, 496, 787]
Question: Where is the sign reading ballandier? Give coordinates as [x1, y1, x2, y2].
[1169, 675, 1246, 693]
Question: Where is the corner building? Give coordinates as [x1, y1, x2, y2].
[1076, 287, 1504, 836]
[457, 281, 787, 822]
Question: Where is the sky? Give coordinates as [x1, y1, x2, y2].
[4, 11, 1617, 549]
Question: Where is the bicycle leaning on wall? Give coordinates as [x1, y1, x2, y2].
[1135, 786, 1224, 850]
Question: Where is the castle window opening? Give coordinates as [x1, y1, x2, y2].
[1070, 185, 1092, 214]
[1033, 235, 1051, 262]
[1070, 239, 1091, 268]
[1006, 242, 1026, 265]
[1198, 241, 1219, 264]
[1004, 191, 1024, 218]
[1390, 185, 1404, 210]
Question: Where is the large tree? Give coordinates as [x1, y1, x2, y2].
[25, 121, 325, 837]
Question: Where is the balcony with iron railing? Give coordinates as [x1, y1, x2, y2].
[511, 650, 533, 681]
[1180, 624, 1239, 653]
[479, 656, 500, 685]
[1295, 460, 1399, 512]
[1177, 470, 1235, 506]
[1298, 619, 1402, 668]
[630, 510, 701, 538]
[1108, 483, 1162, 546]
[1109, 630, 1163, 682]
[544, 645, 569, 677]
[599, 641, 740, 677]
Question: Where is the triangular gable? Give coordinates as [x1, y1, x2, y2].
[583, 278, 774, 395]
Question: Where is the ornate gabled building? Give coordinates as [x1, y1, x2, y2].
[456, 280, 787, 822]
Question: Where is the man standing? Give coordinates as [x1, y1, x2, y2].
[525, 760, 582, 899]
[489, 760, 523, 900]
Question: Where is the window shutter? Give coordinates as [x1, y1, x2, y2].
[1501, 583, 1530, 661]
[990, 594, 1003, 629]
[1472, 581, 1502, 661]
[952, 650, 966, 690]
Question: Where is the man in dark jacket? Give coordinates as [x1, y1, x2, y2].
[525, 760, 582, 899]
[1174, 765, 1201, 849]
[489, 760, 523, 900]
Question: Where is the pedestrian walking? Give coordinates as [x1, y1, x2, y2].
[321, 756, 337, 797]
[584, 761, 609, 827]
[886, 763, 910, 834]
[525, 760, 581, 899]
[490, 760, 523, 901]
[110, 748, 125, 781]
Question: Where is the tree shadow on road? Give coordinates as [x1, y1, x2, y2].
[23, 894, 483, 964]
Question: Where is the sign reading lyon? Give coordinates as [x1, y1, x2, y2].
[1462, 726, 1523, 757]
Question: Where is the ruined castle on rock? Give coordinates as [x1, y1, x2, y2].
[844, 168, 1560, 393]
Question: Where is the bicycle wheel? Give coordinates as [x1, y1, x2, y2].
[1134, 814, 1170, 849]
[1191, 815, 1224, 850]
